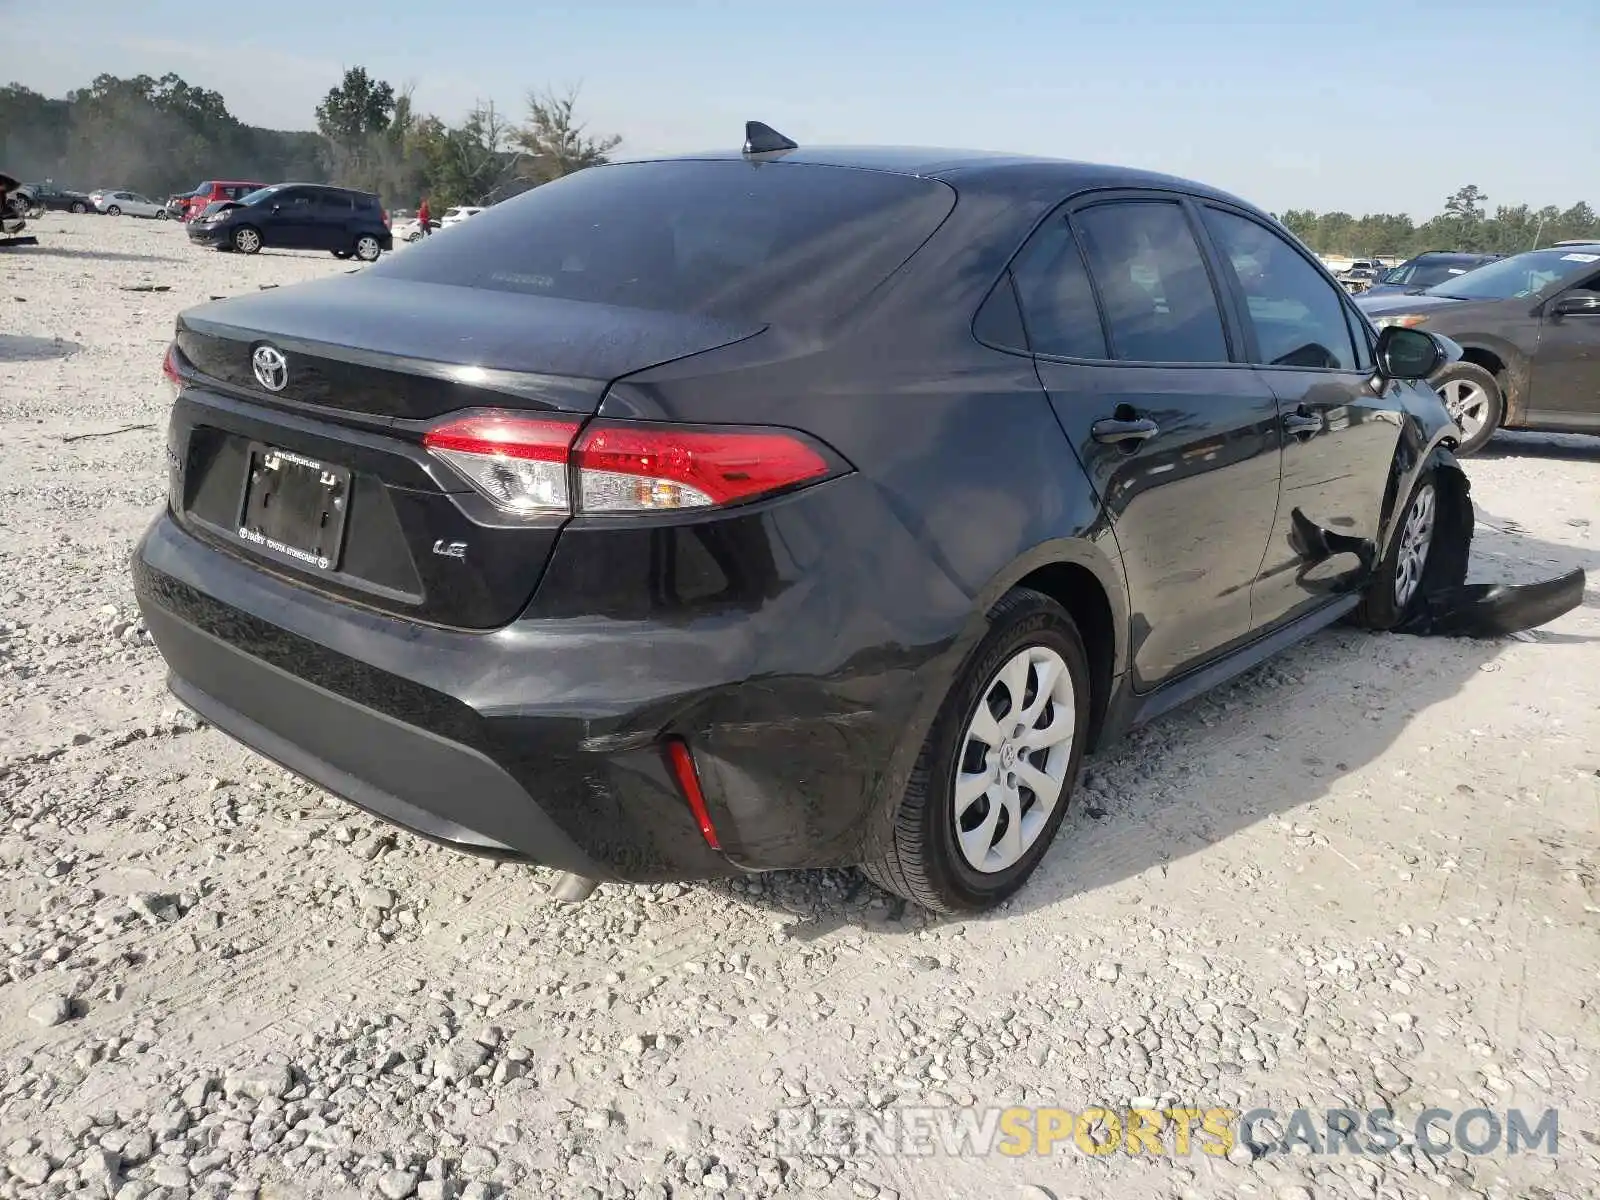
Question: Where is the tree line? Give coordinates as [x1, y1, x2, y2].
[6, 74, 1599, 247]
[0, 67, 620, 210]
[1280, 185, 1600, 259]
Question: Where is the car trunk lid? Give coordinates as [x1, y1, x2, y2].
[168, 275, 764, 629]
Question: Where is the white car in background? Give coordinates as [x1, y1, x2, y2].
[93, 190, 168, 219]
[440, 205, 485, 227]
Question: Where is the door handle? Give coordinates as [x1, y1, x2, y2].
[1282, 409, 1323, 439]
[1090, 416, 1160, 446]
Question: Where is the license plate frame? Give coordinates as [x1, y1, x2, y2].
[237, 442, 352, 572]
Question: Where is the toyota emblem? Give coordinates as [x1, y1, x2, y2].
[252, 344, 289, 392]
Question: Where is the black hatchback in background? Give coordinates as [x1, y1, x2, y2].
[187, 183, 392, 261]
[136, 134, 1472, 913]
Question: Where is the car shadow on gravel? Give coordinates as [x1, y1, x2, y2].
[716, 519, 1596, 934]
[5, 246, 182, 264]
[1480, 430, 1600, 461]
[0, 334, 82, 362]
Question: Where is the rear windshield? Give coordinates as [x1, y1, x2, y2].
[369, 159, 956, 324]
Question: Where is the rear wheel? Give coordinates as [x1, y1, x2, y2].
[232, 225, 262, 254]
[156, 209, 169, 221]
[106, 205, 122, 216]
[70, 201, 87, 214]
[1432, 361, 1501, 456]
[354, 234, 382, 263]
[861, 589, 1090, 913]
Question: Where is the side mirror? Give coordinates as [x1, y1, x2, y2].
[1374, 325, 1445, 380]
[1552, 290, 1600, 318]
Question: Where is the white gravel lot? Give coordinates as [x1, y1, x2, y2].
[0, 211, 1598, 1200]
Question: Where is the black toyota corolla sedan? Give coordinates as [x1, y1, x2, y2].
[134, 126, 1471, 912]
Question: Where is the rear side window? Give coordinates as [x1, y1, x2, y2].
[1073, 201, 1231, 364]
[369, 160, 956, 325]
[1009, 217, 1108, 359]
[319, 192, 355, 214]
[1202, 207, 1357, 370]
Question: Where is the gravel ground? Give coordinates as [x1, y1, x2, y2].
[1, 212, 1598, 1200]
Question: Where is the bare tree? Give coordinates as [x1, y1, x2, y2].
[511, 85, 621, 184]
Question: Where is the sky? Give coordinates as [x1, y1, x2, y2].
[5, 0, 1597, 217]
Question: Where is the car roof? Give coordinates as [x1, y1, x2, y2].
[615, 144, 1259, 207]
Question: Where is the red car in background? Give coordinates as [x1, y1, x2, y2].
[182, 180, 267, 222]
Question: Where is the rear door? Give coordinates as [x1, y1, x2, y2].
[1197, 203, 1400, 630]
[1018, 194, 1283, 690]
[308, 188, 353, 250]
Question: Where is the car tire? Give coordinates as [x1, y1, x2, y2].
[861, 588, 1091, 913]
[156, 209, 168, 221]
[106, 205, 121, 216]
[1353, 467, 1469, 631]
[1432, 361, 1501, 456]
[70, 201, 87, 214]
[353, 235, 382, 263]
[231, 226, 262, 255]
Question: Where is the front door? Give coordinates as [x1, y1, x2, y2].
[261, 187, 318, 249]
[1014, 196, 1283, 690]
[1528, 265, 1600, 431]
[1195, 204, 1402, 629]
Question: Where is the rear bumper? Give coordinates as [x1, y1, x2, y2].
[133, 497, 950, 881]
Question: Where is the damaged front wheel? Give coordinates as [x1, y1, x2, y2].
[1354, 467, 1468, 631]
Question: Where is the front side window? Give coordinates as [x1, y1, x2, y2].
[1072, 201, 1230, 364]
[1203, 207, 1358, 371]
[1009, 216, 1108, 359]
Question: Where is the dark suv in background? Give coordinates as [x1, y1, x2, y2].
[1362, 251, 1501, 298]
[187, 183, 392, 261]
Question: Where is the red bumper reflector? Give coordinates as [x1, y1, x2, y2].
[666, 738, 721, 850]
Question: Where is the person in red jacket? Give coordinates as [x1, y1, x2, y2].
[417, 196, 431, 236]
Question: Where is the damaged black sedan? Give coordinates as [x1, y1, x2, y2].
[132, 126, 1577, 914]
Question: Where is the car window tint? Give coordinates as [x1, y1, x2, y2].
[1073, 201, 1230, 364]
[1202, 207, 1357, 371]
[1343, 302, 1375, 371]
[973, 273, 1029, 351]
[319, 192, 354, 214]
[1009, 218, 1109, 359]
[370, 160, 956, 326]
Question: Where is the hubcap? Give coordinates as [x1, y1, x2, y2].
[357, 237, 379, 260]
[1393, 482, 1436, 608]
[1437, 379, 1489, 439]
[952, 646, 1075, 874]
[238, 230, 259, 251]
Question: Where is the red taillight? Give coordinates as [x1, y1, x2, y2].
[423, 414, 581, 514]
[422, 411, 835, 516]
[574, 423, 830, 511]
[666, 738, 720, 850]
[161, 343, 183, 399]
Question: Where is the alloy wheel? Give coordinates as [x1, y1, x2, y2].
[1438, 378, 1489, 441]
[952, 645, 1075, 874]
[236, 229, 260, 253]
[1393, 482, 1436, 609]
[355, 236, 381, 262]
